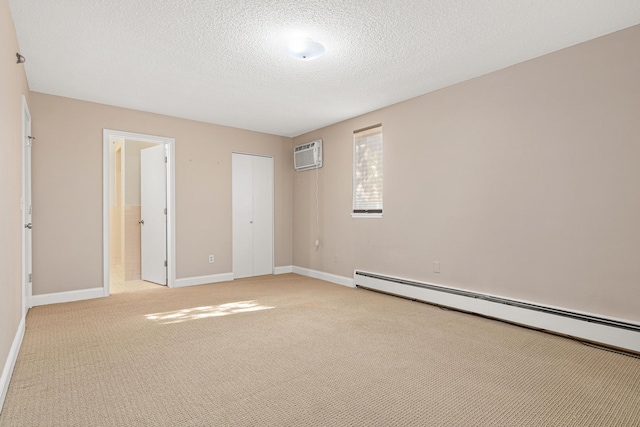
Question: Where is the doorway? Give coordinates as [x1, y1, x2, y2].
[232, 152, 274, 279]
[102, 130, 176, 295]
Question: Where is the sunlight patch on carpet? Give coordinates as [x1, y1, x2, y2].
[145, 301, 274, 324]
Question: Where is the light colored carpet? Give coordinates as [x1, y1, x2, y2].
[109, 264, 165, 294]
[1, 274, 639, 426]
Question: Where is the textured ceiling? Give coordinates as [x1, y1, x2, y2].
[8, 0, 640, 137]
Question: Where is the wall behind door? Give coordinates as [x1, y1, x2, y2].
[109, 142, 123, 269]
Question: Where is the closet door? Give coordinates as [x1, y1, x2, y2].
[232, 153, 273, 279]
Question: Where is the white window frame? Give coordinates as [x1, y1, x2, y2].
[352, 124, 383, 218]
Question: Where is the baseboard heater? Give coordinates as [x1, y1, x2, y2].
[354, 270, 640, 353]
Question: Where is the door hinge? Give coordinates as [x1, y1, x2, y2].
[164, 260, 167, 267]
[28, 273, 32, 283]
[164, 208, 167, 215]
[165, 156, 167, 163]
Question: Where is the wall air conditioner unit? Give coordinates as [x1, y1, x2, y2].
[294, 139, 322, 171]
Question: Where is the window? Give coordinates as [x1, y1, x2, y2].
[352, 125, 383, 218]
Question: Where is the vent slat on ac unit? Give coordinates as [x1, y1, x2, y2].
[294, 139, 322, 171]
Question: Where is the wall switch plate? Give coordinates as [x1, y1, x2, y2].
[433, 261, 440, 273]
[208, 255, 214, 263]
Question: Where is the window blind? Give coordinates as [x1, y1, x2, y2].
[353, 125, 383, 215]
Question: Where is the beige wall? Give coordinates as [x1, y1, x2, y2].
[0, 0, 30, 393]
[123, 139, 158, 206]
[123, 205, 141, 280]
[30, 92, 293, 294]
[293, 24, 640, 322]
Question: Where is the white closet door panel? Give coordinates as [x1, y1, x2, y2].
[232, 153, 254, 279]
[252, 156, 274, 276]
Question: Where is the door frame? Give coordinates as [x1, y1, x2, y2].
[102, 129, 176, 294]
[231, 151, 275, 278]
[21, 96, 32, 314]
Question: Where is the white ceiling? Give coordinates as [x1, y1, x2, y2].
[8, 0, 640, 137]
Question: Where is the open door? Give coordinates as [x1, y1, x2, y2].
[140, 144, 167, 285]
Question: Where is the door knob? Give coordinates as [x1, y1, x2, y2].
[139, 219, 144, 225]
[24, 223, 32, 229]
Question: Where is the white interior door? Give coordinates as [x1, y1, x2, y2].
[251, 156, 274, 275]
[22, 99, 32, 312]
[233, 154, 254, 279]
[141, 144, 167, 285]
[232, 153, 273, 279]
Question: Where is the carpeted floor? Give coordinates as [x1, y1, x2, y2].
[110, 265, 165, 294]
[1, 274, 639, 426]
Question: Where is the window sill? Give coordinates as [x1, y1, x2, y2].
[351, 213, 383, 219]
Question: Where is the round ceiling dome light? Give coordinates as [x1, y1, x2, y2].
[285, 38, 325, 60]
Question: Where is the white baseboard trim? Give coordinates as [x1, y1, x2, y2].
[1, 316, 25, 413]
[274, 266, 293, 275]
[173, 273, 234, 288]
[30, 287, 105, 307]
[292, 266, 354, 288]
[354, 270, 640, 353]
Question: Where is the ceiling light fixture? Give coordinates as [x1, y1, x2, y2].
[285, 38, 325, 60]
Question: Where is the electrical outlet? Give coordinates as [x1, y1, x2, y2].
[208, 255, 214, 263]
[433, 261, 440, 273]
